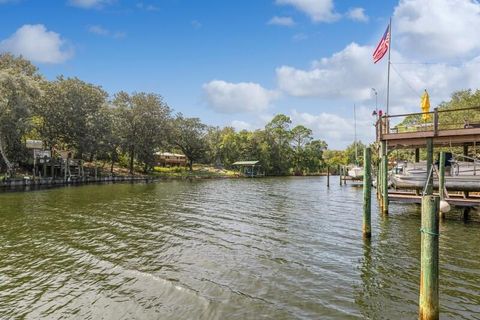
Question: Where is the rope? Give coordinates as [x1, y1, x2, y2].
[422, 165, 435, 196]
[420, 227, 439, 237]
[390, 64, 423, 98]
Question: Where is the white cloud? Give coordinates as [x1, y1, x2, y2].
[136, 2, 160, 11]
[276, 0, 340, 22]
[292, 33, 308, 41]
[290, 107, 376, 148]
[191, 20, 202, 29]
[394, 0, 480, 60]
[346, 7, 368, 22]
[276, 41, 480, 116]
[267, 16, 295, 27]
[231, 120, 252, 131]
[68, 0, 111, 8]
[276, 43, 379, 100]
[88, 25, 109, 36]
[0, 24, 73, 64]
[203, 80, 280, 114]
[88, 25, 126, 39]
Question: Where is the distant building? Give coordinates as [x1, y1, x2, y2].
[155, 152, 187, 167]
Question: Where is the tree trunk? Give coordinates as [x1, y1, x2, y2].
[189, 159, 193, 171]
[110, 160, 114, 174]
[0, 136, 13, 175]
[129, 147, 135, 174]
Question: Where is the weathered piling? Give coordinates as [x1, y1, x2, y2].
[381, 140, 388, 214]
[339, 165, 342, 186]
[363, 147, 372, 238]
[419, 195, 440, 320]
[377, 161, 382, 202]
[327, 166, 330, 187]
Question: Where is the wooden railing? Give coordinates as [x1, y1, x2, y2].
[376, 106, 480, 140]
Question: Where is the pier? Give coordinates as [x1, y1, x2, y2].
[376, 106, 480, 212]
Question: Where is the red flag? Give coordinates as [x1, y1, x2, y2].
[373, 24, 390, 63]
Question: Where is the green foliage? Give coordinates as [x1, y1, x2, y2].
[0, 54, 43, 172]
[169, 114, 208, 171]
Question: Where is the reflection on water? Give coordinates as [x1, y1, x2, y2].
[0, 177, 479, 319]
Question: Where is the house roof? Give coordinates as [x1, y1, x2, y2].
[232, 161, 260, 166]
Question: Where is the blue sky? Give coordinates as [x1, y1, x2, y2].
[1, 0, 479, 148]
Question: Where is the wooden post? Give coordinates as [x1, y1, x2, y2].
[377, 161, 382, 201]
[419, 195, 439, 320]
[433, 108, 439, 136]
[415, 148, 420, 163]
[463, 144, 468, 157]
[438, 151, 446, 219]
[343, 166, 347, 184]
[339, 165, 342, 186]
[363, 147, 372, 238]
[327, 166, 330, 187]
[381, 140, 388, 214]
[426, 139, 434, 195]
[42, 156, 47, 178]
[439, 152, 446, 202]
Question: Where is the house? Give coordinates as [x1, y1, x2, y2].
[155, 152, 187, 167]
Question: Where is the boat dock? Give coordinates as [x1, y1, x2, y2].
[376, 106, 480, 214]
[389, 191, 480, 207]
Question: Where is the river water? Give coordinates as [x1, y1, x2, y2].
[0, 177, 478, 319]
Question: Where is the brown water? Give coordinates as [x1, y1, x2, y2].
[0, 178, 479, 319]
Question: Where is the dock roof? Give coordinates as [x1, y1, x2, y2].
[232, 161, 259, 166]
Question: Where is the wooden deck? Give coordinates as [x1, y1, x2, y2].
[389, 191, 480, 207]
[376, 106, 480, 148]
[382, 127, 480, 148]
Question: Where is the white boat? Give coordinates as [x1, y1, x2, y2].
[347, 104, 364, 180]
[348, 165, 364, 179]
[391, 158, 480, 192]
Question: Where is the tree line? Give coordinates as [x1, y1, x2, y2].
[0, 54, 333, 176]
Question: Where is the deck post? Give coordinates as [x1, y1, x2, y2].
[419, 195, 439, 320]
[426, 138, 434, 195]
[415, 148, 420, 163]
[327, 166, 330, 187]
[463, 144, 468, 157]
[381, 140, 388, 214]
[363, 147, 372, 238]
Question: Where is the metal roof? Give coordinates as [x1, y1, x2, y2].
[232, 161, 260, 166]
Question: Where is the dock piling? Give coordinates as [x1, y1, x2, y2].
[363, 147, 372, 238]
[419, 195, 439, 320]
[381, 141, 388, 214]
[339, 165, 342, 186]
[327, 166, 330, 187]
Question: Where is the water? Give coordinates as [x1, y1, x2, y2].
[0, 178, 479, 319]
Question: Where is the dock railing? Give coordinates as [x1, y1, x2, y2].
[376, 106, 480, 140]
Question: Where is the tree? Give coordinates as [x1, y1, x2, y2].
[290, 125, 313, 174]
[113, 91, 171, 173]
[37, 77, 108, 159]
[265, 114, 293, 175]
[0, 54, 43, 174]
[170, 114, 207, 171]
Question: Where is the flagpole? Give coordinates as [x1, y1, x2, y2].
[354, 103, 358, 164]
[386, 17, 392, 116]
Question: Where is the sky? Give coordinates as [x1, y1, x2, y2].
[1, 0, 480, 148]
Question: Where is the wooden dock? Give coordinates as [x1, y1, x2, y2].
[389, 191, 480, 207]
